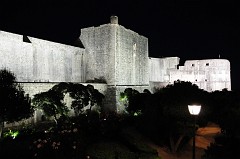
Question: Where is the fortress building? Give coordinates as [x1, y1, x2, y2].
[149, 57, 231, 92]
[0, 16, 231, 114]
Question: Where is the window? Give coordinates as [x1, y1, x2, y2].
[206, 63, 209, 66]
[192, 64, 195, 67]
[133, 43, 136, 51]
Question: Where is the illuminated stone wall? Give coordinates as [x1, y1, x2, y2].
[80, 17, 149, 86]
[0, 31, 33, 81]
[149, 57, 231, 92]
[177, 59, 231, 91]
[0, 16, 232, 115]
[80, 25, 116, 84]
[0, 31, 85, 83]
[149, 57, 180, 82]
[80, 17, 149, 111]
[115, 25, 149, 85]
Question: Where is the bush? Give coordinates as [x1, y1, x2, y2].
[202, 135, 240, 159]
[0, 114, 161, 159]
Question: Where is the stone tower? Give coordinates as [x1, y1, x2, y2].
[80, 16, 149, 111]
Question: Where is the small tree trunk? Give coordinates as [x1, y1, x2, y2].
[53, 116, 58, 126]
[169, 135, 184, 153]
[170, 136, 175, 153]
[0, 121, 4, 139]
[174, 135, 184, 152]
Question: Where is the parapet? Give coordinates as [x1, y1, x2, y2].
[110, 15, 118, 24]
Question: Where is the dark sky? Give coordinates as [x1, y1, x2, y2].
[0, 0, 239, 90]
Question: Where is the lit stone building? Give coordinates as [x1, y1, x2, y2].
[0, 16, 231, 117]
[80, 16, 149, 112]
[149, 57, 231, 92]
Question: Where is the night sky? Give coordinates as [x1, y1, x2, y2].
[0, 0, 239, 90]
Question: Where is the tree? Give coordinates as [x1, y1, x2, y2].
[68, 83, 92, 116]
[66, 83, 104, 116]
[202, 89, 240, 159]
[120, 88, 140, 113]
[0, 69, 34, 138]
[32, 89, 69, 125]
[140, 80, 209, 153]
[120, 88, 152, 115]
[208, 89, 240, 137]
[85, 84, 105, 112]
[32, 82, 104, 125]
[202, 135, 240, 159]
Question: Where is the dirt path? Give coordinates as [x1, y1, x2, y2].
[142, 134, 204, 159]
[147, 123, 221, 159]
[152, 144, 205, 159]
[122, 122, 220, 159]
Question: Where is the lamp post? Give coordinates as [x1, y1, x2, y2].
[188, 105, 201, 159]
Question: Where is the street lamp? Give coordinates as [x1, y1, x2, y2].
[188, 105, 201, 159]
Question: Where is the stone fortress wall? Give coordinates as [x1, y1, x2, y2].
[149, 57, 231, 92]
[80, 16, 149, 111]
[0, 31, 85, 83]
[0, 16, 231, 117]
[80, 16, 149, 86]
[149, 57, 180, 82]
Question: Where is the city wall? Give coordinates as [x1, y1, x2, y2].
[80, 18, 149, 86]
[0, 16, 232, 121]
[149, 57, 231, 92]
[0, 31, 85, 83]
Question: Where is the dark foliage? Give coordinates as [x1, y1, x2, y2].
[0, 112, 160, 159]
[32, 82, 105, 125]
[207, 90, 240, 136]
[127, 81, 209, 153]
[0, 68, 34, 138]
[202, 135, 240, 159]
[120, 88, 152, 115]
